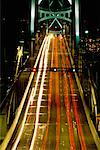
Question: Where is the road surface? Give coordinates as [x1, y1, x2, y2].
[6, 34, 97, 150]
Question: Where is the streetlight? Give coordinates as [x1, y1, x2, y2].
[85, 30, 89, 34]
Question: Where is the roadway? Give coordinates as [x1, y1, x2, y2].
[0, 34, 98, 149]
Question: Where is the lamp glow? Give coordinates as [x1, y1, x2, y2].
[31, 0, 35, 34]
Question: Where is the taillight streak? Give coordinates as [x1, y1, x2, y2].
[60, 38, 76, 150]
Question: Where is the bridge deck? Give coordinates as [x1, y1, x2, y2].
[0, 34, 99, 149]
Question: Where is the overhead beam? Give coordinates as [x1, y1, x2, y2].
[48, 18, 62, 29]
[58, 0, 63, 7]
[49, 1, 53, 7]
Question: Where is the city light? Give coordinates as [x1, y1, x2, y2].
[54, 68, 57, 72]
[73, 68, 75, 72]
[32, 68, 37, 72]
[85, 30, 89, 34]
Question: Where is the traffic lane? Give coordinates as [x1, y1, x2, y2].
[43, 36, 97, 149]
[43, 36, 70, 149]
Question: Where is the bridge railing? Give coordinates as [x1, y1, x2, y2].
[90, 80, 97, 121]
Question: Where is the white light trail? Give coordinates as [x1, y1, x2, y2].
[30, 36, 49, 104]
[11, 88, 35, 150]
[34, 36, 47, 68]
[10, 36, 48, 150]
[29, 36, 51, 150]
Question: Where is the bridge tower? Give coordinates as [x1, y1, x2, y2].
[30, 0, 80, 50]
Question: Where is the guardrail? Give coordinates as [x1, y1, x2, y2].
[64, 37, 100, 149]
[89, 80, 97, 123]
[0, 36, 47, 150]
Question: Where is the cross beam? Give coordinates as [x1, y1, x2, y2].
[48, 18, 62, 29]
[38, 8, 72, 23]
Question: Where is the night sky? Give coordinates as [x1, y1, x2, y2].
[1, 0, 100, 29]
[40, 0, 70, 10]
[1, 0, 100, 43]
[81, 0, 100, 28]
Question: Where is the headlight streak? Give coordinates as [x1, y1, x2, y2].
[0, 36, 47, 150]
[11, 88, 34, 150]
[29, 36, 51, 150]
[41, 37, 54, 149]
[30, 36, 50, 105]
[10, 36, 48, 150]
[34, 36, 47, 68]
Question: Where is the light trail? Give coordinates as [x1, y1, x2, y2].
[11, 88, 34, 150]
[41, 37, 54, 150]
[69, 73, 86, 150]
[34, 36, 47, 68]
[62, 38, 86, 149]
[0, 36, 47, 150]
[29, 36, 51, 150]
[1, 35, 98, 149]
[30, 36, 50, 105]
[60, 36, 76, 150]
[11, 36, 49, 150]
[55, 37, 60, 150]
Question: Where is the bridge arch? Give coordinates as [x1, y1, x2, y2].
[38, 0, 72, 5]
